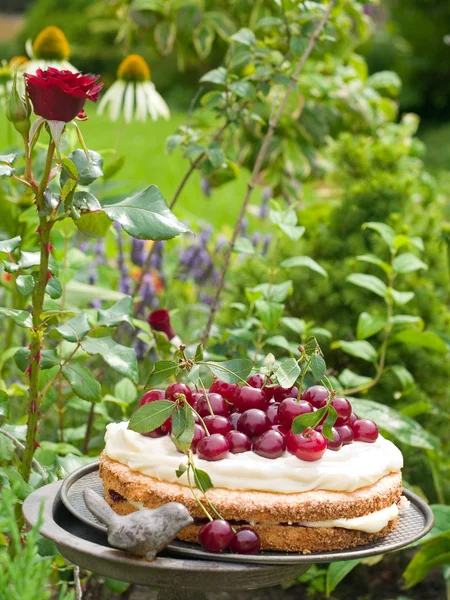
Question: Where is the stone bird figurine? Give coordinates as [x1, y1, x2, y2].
[83, 489, 193, 561]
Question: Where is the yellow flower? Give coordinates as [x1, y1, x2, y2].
[22, 26, 77, 75]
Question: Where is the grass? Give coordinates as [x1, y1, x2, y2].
[0, 110, 249, 230]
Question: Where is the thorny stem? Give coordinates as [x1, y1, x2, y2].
[130, 120, 231, 307]
[21, 139, 56, 481]
[201, 0, 338, 346]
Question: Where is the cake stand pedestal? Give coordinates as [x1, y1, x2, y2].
[23, 482, 311, 599]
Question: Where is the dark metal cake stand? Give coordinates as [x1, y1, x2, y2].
[23, 476, 434, 600]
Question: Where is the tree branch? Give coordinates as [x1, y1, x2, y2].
[201, 0, 338, 346]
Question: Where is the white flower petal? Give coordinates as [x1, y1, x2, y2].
[21, 59, 78, 75]
[25, 39, 34, 59]
[135, 83, 147, 121]
[145, 82, 170, 120]
[123, 83, 135, 123]
[98, 81, 120, 115]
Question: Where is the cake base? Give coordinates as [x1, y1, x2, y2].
[99, 454, 402, 553]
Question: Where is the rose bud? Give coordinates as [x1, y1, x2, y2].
[148, 308, 176, 340]
[7, 73, 31, 135]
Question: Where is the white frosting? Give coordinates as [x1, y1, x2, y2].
[104, 422, 403, 494]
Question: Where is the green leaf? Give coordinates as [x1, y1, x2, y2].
[356, 312, 386, 340]
[281, 317, 305, 334]
[356, 254, 391, 275]
[16, 274, 35, 296]
[19, 250, 41, 269]
[276, 358, 301, 389]
[98, 297, 133, 328]
[171, 404, 195, 453]
[391, 314, 423, 327]
[0, 236, 21, 255]
[234, 237, 256, 255]
[280, 256, 327, 277]
[73, 191, 102, 212]
[195, 344, 204, 361]
[193, 468, 214, 492]
[310, 354, 326, 381]
[128, 400, 175, 433]
[393, 253, 428, 274]
[391, 365, 415, 392]
[0, 431, 14, 461]
[193, 23, 215, 59]
[363, 222, 395, 247]
[0, 153, 17, 164]
[75, 211, 112, 238]
[154, 20, 176, 55]
[335, 340, 377, 362]
[255, 300, 284, 330]
[231, 28, 256, 46]
[395, 330, 448, 354]
[351, 399, 436, 450]
[102, 185, 190, 240]
[251, 281, 293, 302]
[0, 307, 32, 328]
[403, 533, 450, 588]
[0, 391, 9, 424]
[391, 289, 415, 305]
[114, 378, 137, 404]
[205, 358, 253, 384]
[146, 360, 179, 387]
[265, 335, 299, 354]
[322, 406, 338, 440]
[0, 164, 14, 177]
[326, 560, 361, 595]
[367, 70, 401, 98]
[80, 337, 139, 383]
[292, 405, 328, 434]
[346, 273, 387, 298]
[229, 81, 255, 99]
[45, 276, 62, 299]
[338, 369, 372, 389]
[61, 149, 103, 186]
[199, 67, 227, 85]
[61, 363, 102, 403]
[269, 208, 305, 241]
[55, 312, 90, 342]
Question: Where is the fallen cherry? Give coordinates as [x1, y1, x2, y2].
[352, 419, 379, 443]
[230, 527, 261, 554]
[237, 409, 270, 441]
[331, 397, 352, 426]
[301, 385, 329, 408]
[209, 380, 238, 402]
[197, 393, 230, 417]
[198, 519, 233, 552]
[197, 434, 229, 461]
[286, 429, 327, 461]
[335, 425, 354, 445]
[226, 430, 251, 454]
[253, 430, 286, 459]
[138, 389, 165, 407]
[278, 398, 313, 429]
[203, 415, 233, 436]
[165, 382, 194, 406]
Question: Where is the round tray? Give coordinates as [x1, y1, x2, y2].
[60, 461, 434, 565]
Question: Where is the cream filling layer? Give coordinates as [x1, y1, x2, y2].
[104, 422, 403, 494]
[127, 500, 399, 533]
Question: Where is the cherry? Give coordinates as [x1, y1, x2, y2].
[352, 419, 379, 443]
[347, 412, 358, 426]
[253, 430, 286, 459]
[237, 409, 270, 441]
[197, 393, 230, 417]
[331, 397, 352, 426]
[278, 398, 313, 429]
[198, 519, 233, 552]
[197, 434, 229, 461]
[271, 424, 288, 438]
[191, 423, 207, 451]
[234, 387, 268, 411]
[229, 412, 242, 430]
[209, 380, 238, 402]
[165, 382, 194, 406]
[230, 527, 261, 554]
[247, 373, 266, 388]
[141, 427, 166, 438]
[335, 425, 354, 445]
[203, 415, 232, 436]
[301, 385, 329, 408]
[226, 430, 251, 454]
[325, 427, 342, 451]
[266, 402, 280, 425]
[138, 389, 165, 407]
[286, 429, 327, 461]
[161, 417, 172, 433]
[273, 386, 299, 403]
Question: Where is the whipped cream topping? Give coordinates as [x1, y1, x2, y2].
[104, 422, 403, 494]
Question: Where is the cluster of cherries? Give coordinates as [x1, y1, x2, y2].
[138, 375, 379, 463]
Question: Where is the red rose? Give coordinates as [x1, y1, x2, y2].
[148, 309, 176, 340]
[25, 67, 103, 122]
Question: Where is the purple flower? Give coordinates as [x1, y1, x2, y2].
[260, 187, 271, 218]
[131, 238, 146, 266]
[199, 292, 213, 305]
[133, 337, 147, 361]
[262, 233, 272, 255]
[201, 177, 212, 197]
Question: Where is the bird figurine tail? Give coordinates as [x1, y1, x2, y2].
[83, 489, 119, 527]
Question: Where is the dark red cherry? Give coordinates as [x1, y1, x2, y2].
[229, 412, 242, 429]
[347, 412, 358, 426]
[141, 427, 166, 438]
[278, 398, 313, 429]
[197, 434, 229, 461]
[253, 430, 286, 459]
[139, 389, 165, 407]
[209, 380, 238, 402]
[230, 527, 261, 554]
[191, 423, 206, 451]
[271, 424, 288, 438]
[197, 393, 230, 417]
[325, 427, 342, 451]
[266, 402, 280, 425]
[286, 429, 327, 461]
[331, 397, 352, 426]
[234, 387, 268, 412]
[198, 519, 233, 552]
[203, 415, 232, 436]
[247, 373, 266, 388]
[165, 382, 194, 406]
[336, 425, 354, 445]
[273, 386, 299, 403]
[352, 419, 379, 443]
[301, 385, 329, 408]
[226, 430, 251, 454]
[237, 409, 270, 441]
